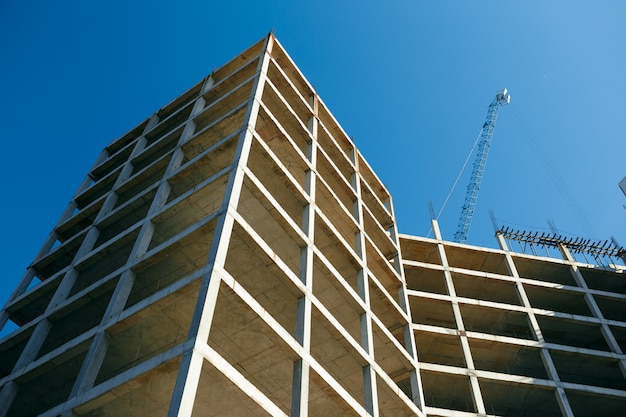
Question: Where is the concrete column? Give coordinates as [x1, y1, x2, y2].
[392, 208, 423, 410]
[432, 219, 485, 415]
[12, 318, 51, 371]
[353, 155, 379, 416]
[496, 233, 575, 417]
[101, 100, 200, 323]
[167, 349, 205, 417]
[291, 95, 317, 417]
[559, 243, 626, 377]
[0, 382, 18, 417]
[47, 226, 100, 311]
[291, 295, 312, 417]
[69, 332, 110, 396]
[94, 135, 148, 220]
[201, 75, 215, 95]
[167, 33, 275, 417]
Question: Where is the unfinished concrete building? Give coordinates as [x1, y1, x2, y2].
[1, 33, 625, 417]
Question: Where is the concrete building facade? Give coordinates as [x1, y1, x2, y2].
[1, 33, 625, 417]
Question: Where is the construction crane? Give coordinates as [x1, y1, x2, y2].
[454, 88, 510, 243]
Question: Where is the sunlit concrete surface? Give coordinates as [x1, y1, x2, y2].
[1, 33, 625, 417]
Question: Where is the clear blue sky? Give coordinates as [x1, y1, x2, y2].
[1, 1, 625, 308]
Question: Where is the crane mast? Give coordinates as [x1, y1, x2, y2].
[454, 89, 510, 243]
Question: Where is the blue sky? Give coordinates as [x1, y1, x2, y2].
[1, 1, 625, 308]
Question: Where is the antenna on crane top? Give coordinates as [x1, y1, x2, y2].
[454, 88, 510, 243]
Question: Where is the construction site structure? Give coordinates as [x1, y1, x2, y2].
[1, 33, 626, 417]
[454, 88, 510, 243]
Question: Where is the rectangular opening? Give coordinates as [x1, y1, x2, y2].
[453, 273, 521, 306]
[371, 320, 414, 393]
[193, 79, 254, 132]
[75, 167, 121, 210]
[5, 276, 61, 326]
[317, 104, 354, 164]
[550, 349, 626, 390]
[310, 305, 367, 408]
[181, 118, 244, 165]
[480, 379, 561, 417]
[404, 265, 448, 295]
[369, 278, 407, 346]
[144, 101, 193, 145]
[363, 206, 396, 260]
[399, 237, 442, 266]
[204, 57, 259, 108]
[315, 180, 358, 252]
[191, 358, 274, 417]
[114, 153, 169, 208]
[37, 279, 117, 358]
[317, 125, 354, 187]
[460, 304, 535, 340]
[0, 327, 34, 378]
[361, 179, 393, 231]
[208, 282, 298, 415]
[32, 230, 88, 280]
[168, 135, 238, 202]
[71, 228, 139, 296]
[133, 125, 183, 174]
[314, 214, 361, 294]
[524, 284, 592, 316]
[595, 294, 626, 322]
[414, 330, 465, 367]
[609, 325, 626, 352]
[266, 59, 312, 127]
[409, 297, 456, 329]
[74, 356, 181, 417]
[256, 104, 310, 161]
[184, 108, 245, 162]
[246, 138, 308, 228]
[537, 315, 609, 351]
[95, 283, 197, 385]
[94, 188, 156, 248]
[91, 146, 133, 183]
[377, 373, 418, 417]
[566, 388, 626, 417]
[581, 266, 626, 293]
[125, 219, 216, 308]
[6, 339, 91, 417]
[513, 255, 577, 286]
[254, 108, 309, 187]
[260, 83, 312, 154]
[269, 41, 314, 103]
[211, 39, 264, 85]
[470, 338, 548, 379]
[157, 80, 202, 122]
[106, 120, 148, 157]
[308, 368, 361, 417]
[366, 240, 402, 300]
[149, 172, 227, 249]
[312, 254, 363, 343]
[421, 370, 475, 412]
[224, 222, 303, 337]
[356, 153, 389, 208]
[236, 176, 305, 277]
[55, 199, 104, 242]
[316, 149, 356, 218]
[445, 245, 509, 275]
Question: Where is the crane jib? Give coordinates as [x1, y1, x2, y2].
[453, 89, 510, 243]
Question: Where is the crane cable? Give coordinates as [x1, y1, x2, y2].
[505, 103, 598, 239]
[427, 127, 484, 237]
[429, 101, 597, 241]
